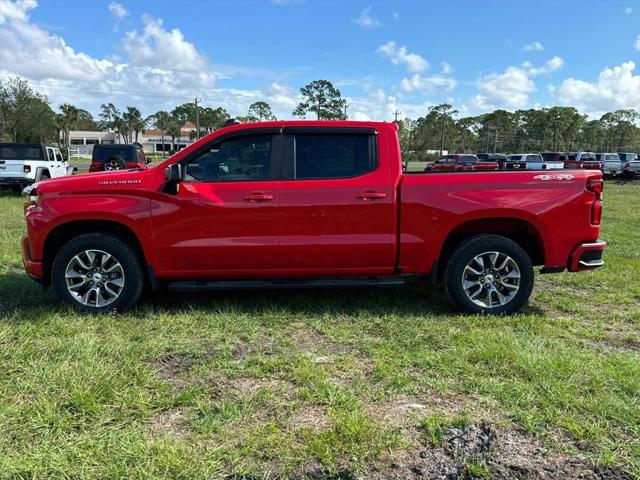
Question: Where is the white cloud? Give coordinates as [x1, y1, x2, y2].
[376, 41, 429, 73]
[108, 1, 127, 19]
[525, 56, 564, 75]
[346, 88, 428, 122]
[471, 57, 563, 110]
[399, 74, 457, 95]
[636, 35, 640, 51]
[122, 16, 208, 71]
[625, 6, 633, 14]
[392, 12, 399, 19]
[354, 7, 380, 28]
[522, 41, 544, 51]
[0, 0, 36, 24]
[441, 61, 452, 74]
[556, 61, 640, 117]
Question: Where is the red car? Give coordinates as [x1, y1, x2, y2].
[22, 121, 605, 315]
[563, 152, 603, 170]
[425, 154, 499, 171]
[89, 144, 149, 172]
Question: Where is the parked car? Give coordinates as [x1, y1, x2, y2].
[597, 153, 622, 178]
[425, 154, 499, 171]
[22, 121, 606, 315]
[618, 153, 640, 178]
[89, 144, 149, 172]
[563, 152, 603, 170]
[507, 153, 563, 170]
[496, 154, 526, 169]
[0, 143, 74, 192]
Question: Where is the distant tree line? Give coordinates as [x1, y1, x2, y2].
[1, 76, 638, 156]
[397, 104, 640, 162]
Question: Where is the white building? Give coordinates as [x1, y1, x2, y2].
[64, 122, 197, 157]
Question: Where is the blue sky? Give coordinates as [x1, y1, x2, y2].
[1, 0, 638, 120]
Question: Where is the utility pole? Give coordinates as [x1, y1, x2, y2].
[344, 104, 348, 120]
[493, 127, 498, 153]
[194, 97, 200, 140]
[394, 109, 399, 122]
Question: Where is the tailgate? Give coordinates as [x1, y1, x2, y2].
[0, 160, 27, 177]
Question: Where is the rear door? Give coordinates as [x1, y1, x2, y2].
[277, 127, 396, 273]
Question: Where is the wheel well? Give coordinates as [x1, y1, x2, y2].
[437, 218, 545, 280]
[42, 220, 147, 284]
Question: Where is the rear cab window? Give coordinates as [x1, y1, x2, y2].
[0, 146, 44, 160]
[94, 146, 136, 163]
[528, 155, 544, 162]
[459, 155, 477, 165]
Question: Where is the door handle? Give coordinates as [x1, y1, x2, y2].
[244, 192, 274, 202]
[357, 191, 387, 200]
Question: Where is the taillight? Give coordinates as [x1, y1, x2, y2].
[23, 165, 31, 173]
[586, 179, 603, 199]
[624, 163, 630, 170]
[587, 178, 603, 225]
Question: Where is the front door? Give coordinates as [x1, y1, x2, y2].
[152, 131, 282, 276]
[277, 129, 396, 274]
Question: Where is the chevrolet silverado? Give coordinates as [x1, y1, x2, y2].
[22, 121, 606, 314]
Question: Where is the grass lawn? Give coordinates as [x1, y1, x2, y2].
[0, 182, 638, 479]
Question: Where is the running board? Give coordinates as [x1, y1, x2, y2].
[167, 276, 405, 292]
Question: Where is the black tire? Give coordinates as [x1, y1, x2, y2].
[444, 234, 534, 315]
[51, 233, 144, 313]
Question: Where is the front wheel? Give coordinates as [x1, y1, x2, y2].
[444, 235, 534, 315]
[52, 233, 144, 313]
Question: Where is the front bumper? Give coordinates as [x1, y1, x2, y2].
[568, 240, 606, 272]
[21, 235, 45, 283]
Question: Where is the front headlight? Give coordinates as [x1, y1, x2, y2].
[22, 184, 39, 206]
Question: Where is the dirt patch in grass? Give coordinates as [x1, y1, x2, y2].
[367, 392, 501, 428]
[146, 407, 189, 439]
[369, 421, 631, 480]
[226, 377, 297, 399]
[292, 328, 360, 357]
[289, 405, 332, 433]
[150, 352, 197, 386]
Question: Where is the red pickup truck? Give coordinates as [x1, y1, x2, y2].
[425, 154, 499, 171]
[22, 121, 606, 315]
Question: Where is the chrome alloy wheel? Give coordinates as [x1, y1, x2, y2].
[461, 251, 521, 309]
[64, 249, 125, 307]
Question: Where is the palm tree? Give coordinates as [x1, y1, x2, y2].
[99, 103, 123, 141]
[166, 114, 182, 154]
[58, 103, 79, 149]
[151, 110, 171, 157]
[123, 106, 145, 144]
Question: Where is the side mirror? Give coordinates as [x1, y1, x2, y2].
[164, 163, 183, 182]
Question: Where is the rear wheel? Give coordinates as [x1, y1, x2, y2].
[52, 233, 143, 313]
[445, 235, 534, 315]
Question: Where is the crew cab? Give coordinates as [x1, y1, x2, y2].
[21, 121, 606, 315]
[89, 144, 149, 172]
[563, 152, 603, 170]
[0, 143, 73, 192]
[425, 154, 499, 171]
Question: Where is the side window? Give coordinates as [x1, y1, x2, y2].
[47, 149, 55, 161]
[185, 134, 274, 182]
[55, 150, 63, 162]
[293, 134, 376, 179]
[527, 155, 541, 162]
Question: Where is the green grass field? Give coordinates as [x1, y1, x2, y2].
[0, 182, 638, 479]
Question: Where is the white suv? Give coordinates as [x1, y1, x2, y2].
[0, 143, 73, 192]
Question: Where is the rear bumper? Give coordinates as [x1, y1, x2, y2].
[0, 177, 31, 186]
[568, 240, 607, 272]
[21, 235, 45, 283]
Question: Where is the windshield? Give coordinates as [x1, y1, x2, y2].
[542, 153, 559, 162]
[580, 153, 596, 161]
[605, 154, 620, 161]
[0, 145, 44, 160]
[94, 147, 137, 163]
[508, 155, 522, 161]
